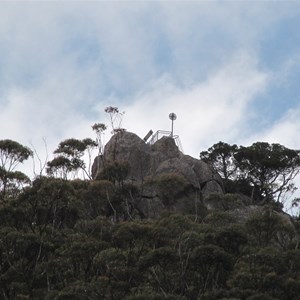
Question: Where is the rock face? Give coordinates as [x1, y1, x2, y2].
[92, 131, 223, 218]
[93, 131, 222, 190]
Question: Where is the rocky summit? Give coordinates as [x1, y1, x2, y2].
[92, 131, 223, 218]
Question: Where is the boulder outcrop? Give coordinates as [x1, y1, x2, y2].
[92, 131, 223, 218]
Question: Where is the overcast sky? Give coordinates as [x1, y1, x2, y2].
[1, 2, 300, 206]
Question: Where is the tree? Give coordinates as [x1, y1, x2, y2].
[235, 142, 300, 203]
[47, 138, 97, 179]
[92, 123, 107, 156]
[0, 139, 32, 201]
[151, 173, 188, 207]
[85, 180, 118, 219]
[189, 244, 233, 298]
[200, 142, 238, 181]
[200, 142, 239, 194]
[105, 106, 125, 134]
[18, 177, 82, 232]
[228, 247, 287, 299]
[97, 160, 130, 189]
[201, 141, 300, 204]
[0, 139, 33, 172]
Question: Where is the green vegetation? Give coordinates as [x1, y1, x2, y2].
[200, 141, 300, 205]
[46, 138, 97, 180]
[0, 135, 300, 300]
[0, 139, 33, 202]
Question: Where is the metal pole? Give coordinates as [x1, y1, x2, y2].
[169, 113, 177, 138]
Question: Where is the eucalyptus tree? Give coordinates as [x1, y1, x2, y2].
[0, 139, 32, 201]
[92, 123, 107, 156]
[235, 142, 300, 203]
[104, 106, 125, 134]
[200, 141, 239, 181]
[46, 138, 97, 179]
[201, 141, 300, 204]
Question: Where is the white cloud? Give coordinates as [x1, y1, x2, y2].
[245, 106, 300, 150]
[125, 52, 269, 157]
[0, 1, 299, 187]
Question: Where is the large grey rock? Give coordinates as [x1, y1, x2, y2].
[92, 131, 223, 217]
[91, 132, 151, 181]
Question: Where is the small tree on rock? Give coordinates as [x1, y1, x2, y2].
[105, 106, 125, 134]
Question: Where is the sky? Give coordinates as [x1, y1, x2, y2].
[1, 1, 300, 211]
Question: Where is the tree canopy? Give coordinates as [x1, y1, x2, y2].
[0, 134, 300, 299]
[47, 138, 97, 179]
[0, 179, 299, 299]
[200, 141, 300, 204]
[0, 139, 32, 202]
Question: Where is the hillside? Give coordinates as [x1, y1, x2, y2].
[0, 133, 300, 299]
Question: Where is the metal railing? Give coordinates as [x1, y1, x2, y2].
[148, 130, 184, 153]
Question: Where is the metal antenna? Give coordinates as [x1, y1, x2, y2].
[169, 112, 177, 137]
